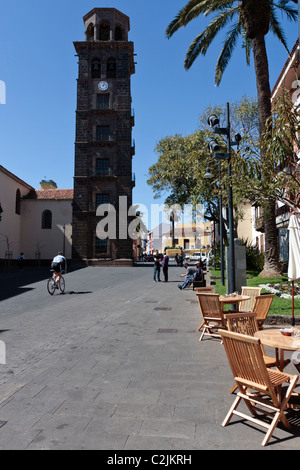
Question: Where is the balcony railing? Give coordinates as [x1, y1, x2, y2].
[88, 168, 116, 178]
[131, 139, 135, 155]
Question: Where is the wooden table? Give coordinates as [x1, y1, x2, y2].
[255, 328, 300, 371]
[219, 294, 250, 312]
[255, 328, 300, 409]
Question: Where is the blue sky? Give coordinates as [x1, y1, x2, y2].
[0, 0, 298, 228]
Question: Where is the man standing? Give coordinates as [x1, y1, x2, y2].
[153, 250, 161, 282]
[161, 250, 169, 282]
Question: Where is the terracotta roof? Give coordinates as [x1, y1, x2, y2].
[24, 189, 73, 200]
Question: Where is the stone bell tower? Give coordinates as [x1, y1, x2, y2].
[72, 8, 135, 265]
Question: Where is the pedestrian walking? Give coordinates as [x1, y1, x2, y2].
[18, 252, 25, 269]
[153, 250, 161, 282]
[161, 250, 169, 282]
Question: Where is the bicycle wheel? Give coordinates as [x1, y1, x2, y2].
[47, 277, 55, 295]
[59, 276, 65, 294]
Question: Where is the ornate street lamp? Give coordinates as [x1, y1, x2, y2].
[207, 103, 241, 293]
[204, 165, 224, 286]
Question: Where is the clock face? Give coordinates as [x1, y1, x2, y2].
[98, 81, 108, 91]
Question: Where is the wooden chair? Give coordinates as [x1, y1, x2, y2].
[239, 286, 262, 312]
[252, 294, 275, 329]
[195, 287, 216, 331]
[225, 312, 290, 393]
[219, 329, 298, 447]
[196, 293, 226, 341]
[195, 286, 215, 294]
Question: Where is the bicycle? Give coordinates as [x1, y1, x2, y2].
[47, 270, 65, 295]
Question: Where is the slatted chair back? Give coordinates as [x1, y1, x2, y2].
[252, 294, 275, 328]
[196, 293, 224, 321]
[196, 293, 226, 341]
[219, 329, 298, 446]
[196, 287, 216, 331]
[240, 286, 262, 312]
[220, 330, 270, 387]
[225, 311, 290, 394]
[225, 312, 259, 336]
[195, 286, 215, 294]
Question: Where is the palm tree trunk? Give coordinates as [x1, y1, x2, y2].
[252, 34, 271, 135]
[261, 199, 281, 276]
[252, 33, 281, 276]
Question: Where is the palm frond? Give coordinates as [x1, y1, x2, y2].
[166, 0, 237, 38]
[215, 22, 241, 85]
[184, 8, 238, 69]
[202, 0, 237, 16]
[269, 7, 289, 51]
[240, 26, 252, 66]
[271, 0, 298, 20]
[166, 0, 204, 38]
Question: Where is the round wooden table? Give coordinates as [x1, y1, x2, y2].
[255, 328, 300, 371]
[219, 294, 250, 312]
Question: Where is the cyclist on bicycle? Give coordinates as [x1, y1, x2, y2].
[51, 251, 67, 287]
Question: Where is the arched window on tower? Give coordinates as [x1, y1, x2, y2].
[115, 26, 123, 41]
[99, 21, 110, 41]
[91, 58, 101, 78]
[42, 210, 52, 229]
[15, 189, 21, 215]
[107, 57, 116, 78]
[87, 23, 94, 41]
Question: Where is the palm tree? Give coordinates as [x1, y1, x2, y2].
[166, 0, 297, 276]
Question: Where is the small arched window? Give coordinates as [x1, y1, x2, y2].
[107, 57, 116, 78]
[91, 58, 101, 78]
[42, 210, 52, 229]
[99, 21, 110, 41]
[15, 189, 21, 215]
[115, 26, 123, 41]
[87, 23, 94, 41]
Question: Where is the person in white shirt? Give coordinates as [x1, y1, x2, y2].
[51, 252, 67, 286]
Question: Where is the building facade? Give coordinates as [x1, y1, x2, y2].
[0, 167, 73, 262]
[72, 8, 136, 265]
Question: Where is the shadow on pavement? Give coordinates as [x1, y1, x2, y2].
[68, 291, 93, 295]
[0, 266, 86, 302]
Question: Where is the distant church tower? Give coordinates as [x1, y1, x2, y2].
[72, 8, 135, 265]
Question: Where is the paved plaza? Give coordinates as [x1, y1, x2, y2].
[0, 262, 299, 451]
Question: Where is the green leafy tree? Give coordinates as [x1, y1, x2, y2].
[148, 97, 260, 242]
[166, 0, 298, 276]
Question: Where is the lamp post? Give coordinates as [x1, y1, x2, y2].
[62, 224, 66, 254]
[207, 103, 241, 293]
[204, 165, 224, 285]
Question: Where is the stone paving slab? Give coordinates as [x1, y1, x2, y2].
[0, 263, 299, 451]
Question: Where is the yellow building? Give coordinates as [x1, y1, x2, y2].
[162, 222, 213, 253]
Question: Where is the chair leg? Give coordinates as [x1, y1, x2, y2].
[224, 377, 298, 446]
[229, 384, 237, 394]
[197, 320, 204, 331]
[222, 395, 242, 427]
[199, 328, 206, 341]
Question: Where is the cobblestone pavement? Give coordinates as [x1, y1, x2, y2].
[0, 263, 299, 451]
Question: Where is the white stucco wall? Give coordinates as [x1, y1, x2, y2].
[0, 170, 32, 259]
[20, 199, 72, 260]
